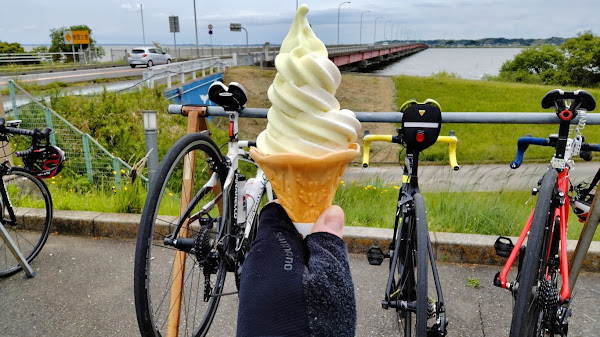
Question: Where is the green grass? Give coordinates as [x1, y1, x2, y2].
[393, 76, 600, 165]
[334, 180, 600, 241]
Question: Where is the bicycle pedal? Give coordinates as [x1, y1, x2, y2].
[366, 246, 385, 265]
[494, 236, 514, 258]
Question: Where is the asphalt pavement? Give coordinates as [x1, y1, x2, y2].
[1, 234, 599, 337]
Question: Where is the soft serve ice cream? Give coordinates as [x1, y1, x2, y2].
[256, 4, 361, 156]
[250, 4, 361, 236]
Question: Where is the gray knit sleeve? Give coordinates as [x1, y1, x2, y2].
[302, 232, 356, 336]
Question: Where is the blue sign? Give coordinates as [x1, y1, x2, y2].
[164, 72, 224, 105]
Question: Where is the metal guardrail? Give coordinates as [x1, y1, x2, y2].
[0, 51, 89, 64]
[201, 106, 600, 125]
[142, 57, 233, 89]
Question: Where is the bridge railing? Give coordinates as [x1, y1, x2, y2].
[142, 57, 234, 89]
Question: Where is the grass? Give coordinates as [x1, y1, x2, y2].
[335, 180, 600, 241]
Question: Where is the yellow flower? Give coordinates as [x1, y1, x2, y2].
[169, 192, 173, 196]
[394, 186, 400, 190]
[121, 169, 125, 173]
[124, 187, 128, 191]
[113, 171, 117, 175]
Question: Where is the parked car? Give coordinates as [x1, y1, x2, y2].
[127, 47, 171, 68]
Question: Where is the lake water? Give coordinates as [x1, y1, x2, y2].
[374, 48, 523, 80]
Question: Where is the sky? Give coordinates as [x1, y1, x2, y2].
[1, 0, 598, 47]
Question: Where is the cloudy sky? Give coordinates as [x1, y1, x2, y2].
[1, 0, 597, 47]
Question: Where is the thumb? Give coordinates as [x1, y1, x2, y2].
[311, 205, 345, 239]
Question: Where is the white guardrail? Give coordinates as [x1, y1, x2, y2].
[142, 57, 234, 89]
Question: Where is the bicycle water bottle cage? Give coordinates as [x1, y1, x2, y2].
[541, 89, 597, 116]
[400, 99, 442, 151]
[208, 81, 248, 111]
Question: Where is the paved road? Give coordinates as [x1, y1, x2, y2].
[345, 162, 599, 192]
[1, 234, 599, 336]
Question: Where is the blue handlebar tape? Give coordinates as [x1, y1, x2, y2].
[511, 137, 549, 169]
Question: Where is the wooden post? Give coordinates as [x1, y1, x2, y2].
[166, 108, 210, 337]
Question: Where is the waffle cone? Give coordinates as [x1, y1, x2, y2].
[250, 144, 359, 224]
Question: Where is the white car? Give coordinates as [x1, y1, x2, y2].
[127, 47, 171, 68]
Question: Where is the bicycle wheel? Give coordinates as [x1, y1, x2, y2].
[393, 192, 429, 336]
[134, 133, 229, 337]
[0, 167, 52, 277]
[509, 169, 557, 337]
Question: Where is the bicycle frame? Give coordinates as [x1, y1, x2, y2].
[496, 168, 572, 301]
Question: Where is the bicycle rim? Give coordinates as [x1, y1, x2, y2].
[0, 168, 52, 277]
[510, 169, 557, 337]
[134, 133, 230, 337]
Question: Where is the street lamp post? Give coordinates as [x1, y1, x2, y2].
[337, 1, 350, 45]
[193, 0, 199, 57]
[384, 21, 391, 41]
[374, 16, 383, 44]
[142, 110, 158, 184]
[139, 3, 146, 45]
[359, 10, 370, 45]
[230, 23, 249, 65]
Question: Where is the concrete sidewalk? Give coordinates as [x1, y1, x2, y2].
[1, 234, 599, 337]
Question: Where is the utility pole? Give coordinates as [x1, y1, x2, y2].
[140, 3, 146, 45]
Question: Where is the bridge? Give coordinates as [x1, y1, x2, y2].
[327, 43, 428, 69]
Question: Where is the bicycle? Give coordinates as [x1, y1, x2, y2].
[134, 81, 274, 336]
[0, 118, 64, 278]
[492, 89, 600, 336]
[364, 99, 459, 336]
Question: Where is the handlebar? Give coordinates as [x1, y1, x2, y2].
[0, 118, 52, 157]
[362, 131, 459, 171]
[510, 135, 600, 169]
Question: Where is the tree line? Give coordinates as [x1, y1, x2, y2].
[490, 31, 600, 88]
[1, 24, 104, 63]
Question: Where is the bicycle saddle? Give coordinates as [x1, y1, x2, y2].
[208, 81, 248, 111]
[541, 89, 596, 111]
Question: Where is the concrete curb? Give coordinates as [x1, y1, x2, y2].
[47, 209, 600, 272]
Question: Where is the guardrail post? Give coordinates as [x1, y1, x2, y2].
[209, 66, 213, 75]
[44, 108, 56, 146]
[167, 71, 172, 88]
[8, 80, 18, 120]
[192, 61, 197, 80]
[180, 63, 185, 84]
[82, 134, 94, 182]
[112, 158, 122, 189]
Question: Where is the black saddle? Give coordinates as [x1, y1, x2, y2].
[541, 89, 596, 112]
[208, 81, 248, 111]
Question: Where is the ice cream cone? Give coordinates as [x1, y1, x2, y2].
[250, 144, 359, 235]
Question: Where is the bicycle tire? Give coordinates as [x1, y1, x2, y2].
[393, 193, 429, 336]
[414, 192, 429, 336]
[0, 167, 52, 277]
[134, 133, 228, 337]
[509, 169, 557, 337]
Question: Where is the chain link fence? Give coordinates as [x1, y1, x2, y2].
[5, 80, 145, 187]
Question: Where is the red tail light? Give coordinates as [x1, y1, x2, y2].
[142, 53, 148, 57]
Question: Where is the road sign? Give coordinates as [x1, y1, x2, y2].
[64, 30, 90, 44]
[208, 24, 213, 30]
[169, 16, 180, 33]
[72, 31, 90, 44]
[230, 23, 242, 32]
[209, 30, 213, 35]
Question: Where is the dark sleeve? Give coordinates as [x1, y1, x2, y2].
[237, 203, 311, 337]
[303, 232, 356, 337]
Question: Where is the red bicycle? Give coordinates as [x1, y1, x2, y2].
[493, 89, 600, 336]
